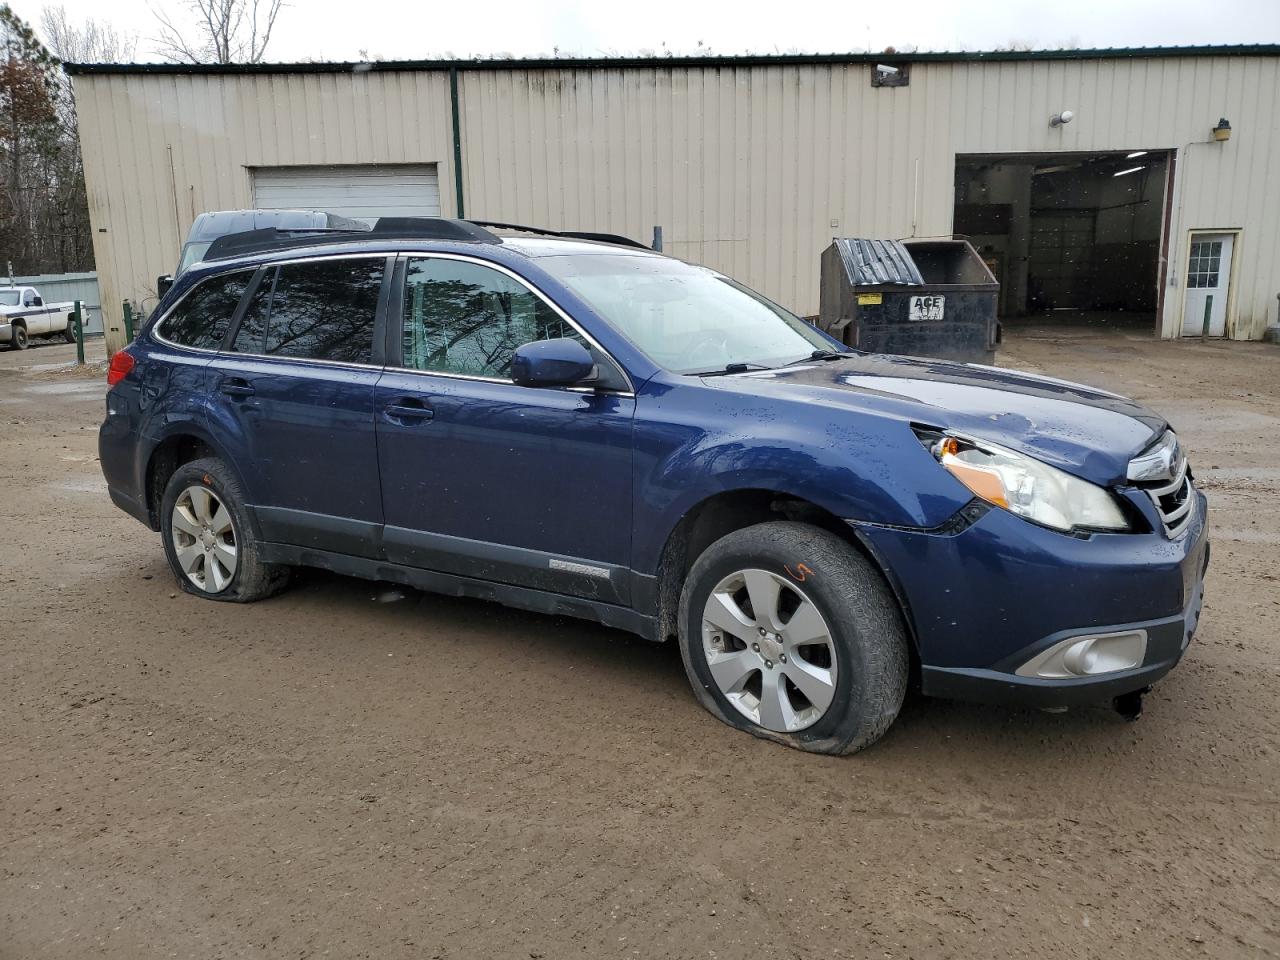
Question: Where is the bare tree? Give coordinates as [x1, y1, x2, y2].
[40, 5, 137, 63]
[151, 0, 283, 65]
[0, 3, 94, 273]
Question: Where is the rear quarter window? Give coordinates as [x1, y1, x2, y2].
[161, 270, 254, 350]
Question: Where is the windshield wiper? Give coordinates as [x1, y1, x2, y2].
[779, 349, 850, 367]
[695, 361, 774, 376]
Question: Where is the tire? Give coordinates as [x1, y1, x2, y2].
[159, 456, 290, 602]
[9, 323, 28, 350]
[678, 521, 909, 755]
[63, 318, 77, 343]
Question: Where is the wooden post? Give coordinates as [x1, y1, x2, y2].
[73, 300, 84, 365]
[123, 300, 135, 343]
[1200, 294, 1213, 343]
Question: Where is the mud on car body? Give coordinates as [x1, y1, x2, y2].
[99, 218, 1208, 753]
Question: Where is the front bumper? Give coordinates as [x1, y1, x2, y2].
[854, 490, 1209, 708]
[0, 321, 11, 343]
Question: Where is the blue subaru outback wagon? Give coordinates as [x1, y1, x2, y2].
[100, 218, 1208, 753]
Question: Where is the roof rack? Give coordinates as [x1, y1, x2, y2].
[469, 220, 650, 250]
[203, 217, 500, 262]
[372, 217, 500, 243]
[204, 226, 363, 261]
[200, 216, 648, 264]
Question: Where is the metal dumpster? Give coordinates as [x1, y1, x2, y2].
[819, 237, 999, 363]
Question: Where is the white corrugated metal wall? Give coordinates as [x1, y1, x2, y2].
[73, 52, 1280, 353]
[74, 70, 458, 351]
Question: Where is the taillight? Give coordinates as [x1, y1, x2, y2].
[107, 350, 136, 386]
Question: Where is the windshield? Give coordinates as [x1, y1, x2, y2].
[538, 254, 831, 373]
[177, 241, 212, 275]
[0, 290, 20, 306]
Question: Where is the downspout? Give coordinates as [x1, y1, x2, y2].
[449, 66, 466, 218]
[1169, 137, 1222, 338]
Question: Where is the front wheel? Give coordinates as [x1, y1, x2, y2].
[9, 323, 28, 350]
[159, 457, 290, 602]
[678, 521, 909, 755]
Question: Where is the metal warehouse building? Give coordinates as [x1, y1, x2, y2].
[68, 45, 1280, 354]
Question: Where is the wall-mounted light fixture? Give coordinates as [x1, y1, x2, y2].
[1049, 110, 1074, 127]
[1213, 118, 1232, 142]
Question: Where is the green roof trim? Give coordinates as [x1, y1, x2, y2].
[63, 44, 1280, 76]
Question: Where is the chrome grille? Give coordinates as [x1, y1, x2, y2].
[1127, 430, 1195, 538]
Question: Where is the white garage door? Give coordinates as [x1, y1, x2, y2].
[251, 164, 441, 223]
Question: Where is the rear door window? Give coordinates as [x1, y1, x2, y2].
[161, 269, 254, 350]
[231, 258, 384, 364]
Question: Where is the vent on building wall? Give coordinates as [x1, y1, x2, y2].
[871, 62, 910, 87]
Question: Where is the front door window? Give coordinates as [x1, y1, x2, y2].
[401, 257, 581, 378]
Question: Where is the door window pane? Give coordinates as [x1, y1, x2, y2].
[162, 269, 253, 349]
[262, 259, 384, 363]
[1187, 239, 1225, 290]
[401, 258, 580, 377]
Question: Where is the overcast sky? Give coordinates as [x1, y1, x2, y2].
[11, 0, 1280, 62]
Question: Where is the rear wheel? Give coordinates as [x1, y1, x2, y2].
[678, 521, 909, 754]
[9, 323, 27, 350]
[159, 457, 289, 602]
[63, 318, 77, 343]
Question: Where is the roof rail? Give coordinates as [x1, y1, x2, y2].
[468, 220, 650, 250]
[203, 217, 501, 263]
[371, 217, 500, 243]
[199, 216, 648, 264]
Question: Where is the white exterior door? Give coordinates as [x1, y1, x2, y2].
[1181, 233, 1234, 337]
[251, 164, 441, 224]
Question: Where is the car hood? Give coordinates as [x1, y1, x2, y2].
[718, 353, 1167, 486]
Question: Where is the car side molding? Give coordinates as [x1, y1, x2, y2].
[257, 541, 658, 640]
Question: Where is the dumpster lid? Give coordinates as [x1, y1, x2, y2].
[834, 238, 924, 286]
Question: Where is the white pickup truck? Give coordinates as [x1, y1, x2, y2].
[0, 286, 78, 350]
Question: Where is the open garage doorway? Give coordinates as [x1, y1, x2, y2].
[953, 151, 1172, 334]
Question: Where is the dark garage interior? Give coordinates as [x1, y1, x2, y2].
[954, 151, 1171, 330]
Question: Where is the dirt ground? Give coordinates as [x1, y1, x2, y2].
[2, 328, 1277, 960]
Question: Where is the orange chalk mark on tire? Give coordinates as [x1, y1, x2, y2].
[785, 562, 813, 582]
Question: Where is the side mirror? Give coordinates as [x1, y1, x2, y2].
[511, 337, 596, 387]
[31, 296, 42, 307]
[157, 274, 174, 298]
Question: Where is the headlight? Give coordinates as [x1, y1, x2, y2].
[929, 435, 1129, 533]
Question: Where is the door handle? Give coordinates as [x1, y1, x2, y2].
[219, 378, 255, 398]
[384, 399, 434, 422]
